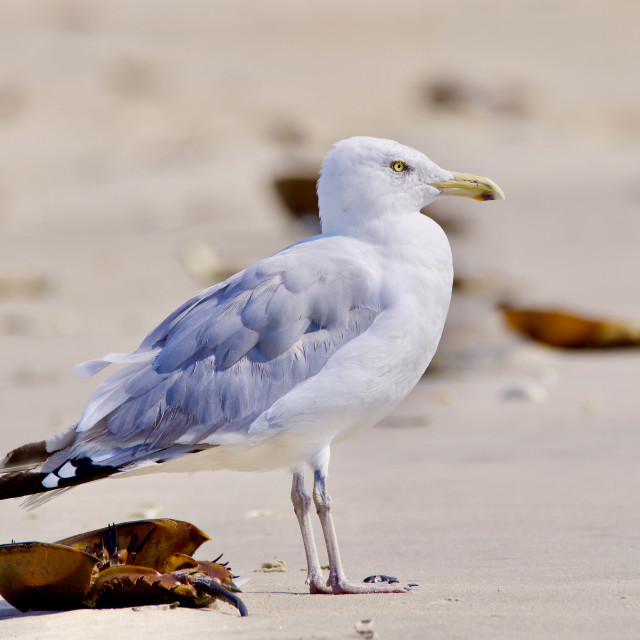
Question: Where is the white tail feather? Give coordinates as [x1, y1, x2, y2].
[74, 349, 159, 378]
[22, 487, 71, 510]
[0, 461, 40, 473]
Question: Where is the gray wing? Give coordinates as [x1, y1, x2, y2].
[57, 238, 381, 472]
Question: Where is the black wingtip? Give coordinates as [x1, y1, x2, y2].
[0, 470, 51, 500]
[0, 458, 119, 502]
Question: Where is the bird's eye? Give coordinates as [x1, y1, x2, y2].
[390, 160, 407, 173]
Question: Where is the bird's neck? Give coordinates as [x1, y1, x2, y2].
[320, 206, 447, 256]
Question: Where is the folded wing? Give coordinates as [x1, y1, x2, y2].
[10, 239, 382, 495]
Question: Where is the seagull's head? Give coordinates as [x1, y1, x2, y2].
[317, 136, 504, 235]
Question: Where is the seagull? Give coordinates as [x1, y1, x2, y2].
[0, 137, 504, 594]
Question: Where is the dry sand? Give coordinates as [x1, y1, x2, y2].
[0, 1, 639, 638]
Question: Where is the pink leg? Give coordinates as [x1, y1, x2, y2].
[291, 471, 332, 594]
[312, 468, 409, 594]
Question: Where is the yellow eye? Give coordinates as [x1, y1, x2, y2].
[390, 160, 407, 173]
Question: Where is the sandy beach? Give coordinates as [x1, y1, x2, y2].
[0, 2, 639, 638]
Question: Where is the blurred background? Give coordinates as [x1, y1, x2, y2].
[0, 0, 639, 522]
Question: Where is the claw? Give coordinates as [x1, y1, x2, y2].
[189, 575, 248, 617]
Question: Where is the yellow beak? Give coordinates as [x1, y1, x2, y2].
[431, 172, 505, 201]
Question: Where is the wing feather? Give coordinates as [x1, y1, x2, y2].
[68, 238, 382, 471]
